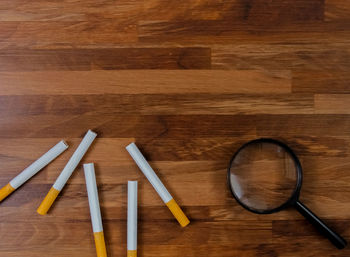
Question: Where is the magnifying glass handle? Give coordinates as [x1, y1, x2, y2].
[295, 201, 347, 249]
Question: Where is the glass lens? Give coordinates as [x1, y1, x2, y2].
[229, 141, 299, 213]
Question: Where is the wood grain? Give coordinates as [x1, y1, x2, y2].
[139, 20, 350, 45]
[0, 0, 350, 256]
[0, 48, 211, 71]
[0, 94, 314, 115]
[292, 70, 350, 93]
[212, 43, 350, 71]
[0, 70, 291, 95]
[0, 21, 138, 48]
[315, 94, 350, 114]
[325, 0, 350, 21]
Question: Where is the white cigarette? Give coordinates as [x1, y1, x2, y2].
[84, 163, 107, 257]
[0, 140, 68, 202]
[126, 143, 190, 227]
[127, 181, 137, 257]
[37, 130, 97, 215]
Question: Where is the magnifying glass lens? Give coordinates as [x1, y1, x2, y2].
[229, 141, 298, 212]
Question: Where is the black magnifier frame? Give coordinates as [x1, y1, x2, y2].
[227, 138, 347, 249]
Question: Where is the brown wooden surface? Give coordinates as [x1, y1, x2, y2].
[0, 0, 350, 256]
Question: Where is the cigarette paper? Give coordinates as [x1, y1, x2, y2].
[0, 140, 68, 202]
[84, 163, 107, 257]
[37, 130, 97, 215]
[126, 143, 190, 227]
[127, 181, 137, 257]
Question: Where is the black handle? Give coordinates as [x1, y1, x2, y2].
[294, 200, 347, 249]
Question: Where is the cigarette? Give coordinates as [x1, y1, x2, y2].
[84, 163, 107, 257]
[37, 130, 97, 215]
[0, 140, 68, 202]
[127, 181, 137, 257]
[126, 143, 190, 227]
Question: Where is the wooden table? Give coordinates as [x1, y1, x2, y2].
[1, 0, 350, 256]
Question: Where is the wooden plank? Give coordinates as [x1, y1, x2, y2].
[315, 94, 350, 114]
[0, 48, 211, 71]
[142, 0, 324, 22]
[0, 0, 143, 21]
[0, 21, 137, 48]
[325, 0, 350, 21]
[257, 115, 350, 137]
[142, 0, 243, 21]
[139, 20, 350, 45]
[1, 135, 348, 166]
[0, 70, 291, 95]
[0, 94, 314, 115]
[212, 43, 350, 71]
[0, 115, 257, 138]
[292, 70, 350, 93]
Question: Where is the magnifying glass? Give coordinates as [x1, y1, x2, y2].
[227, 138, 347, 249]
